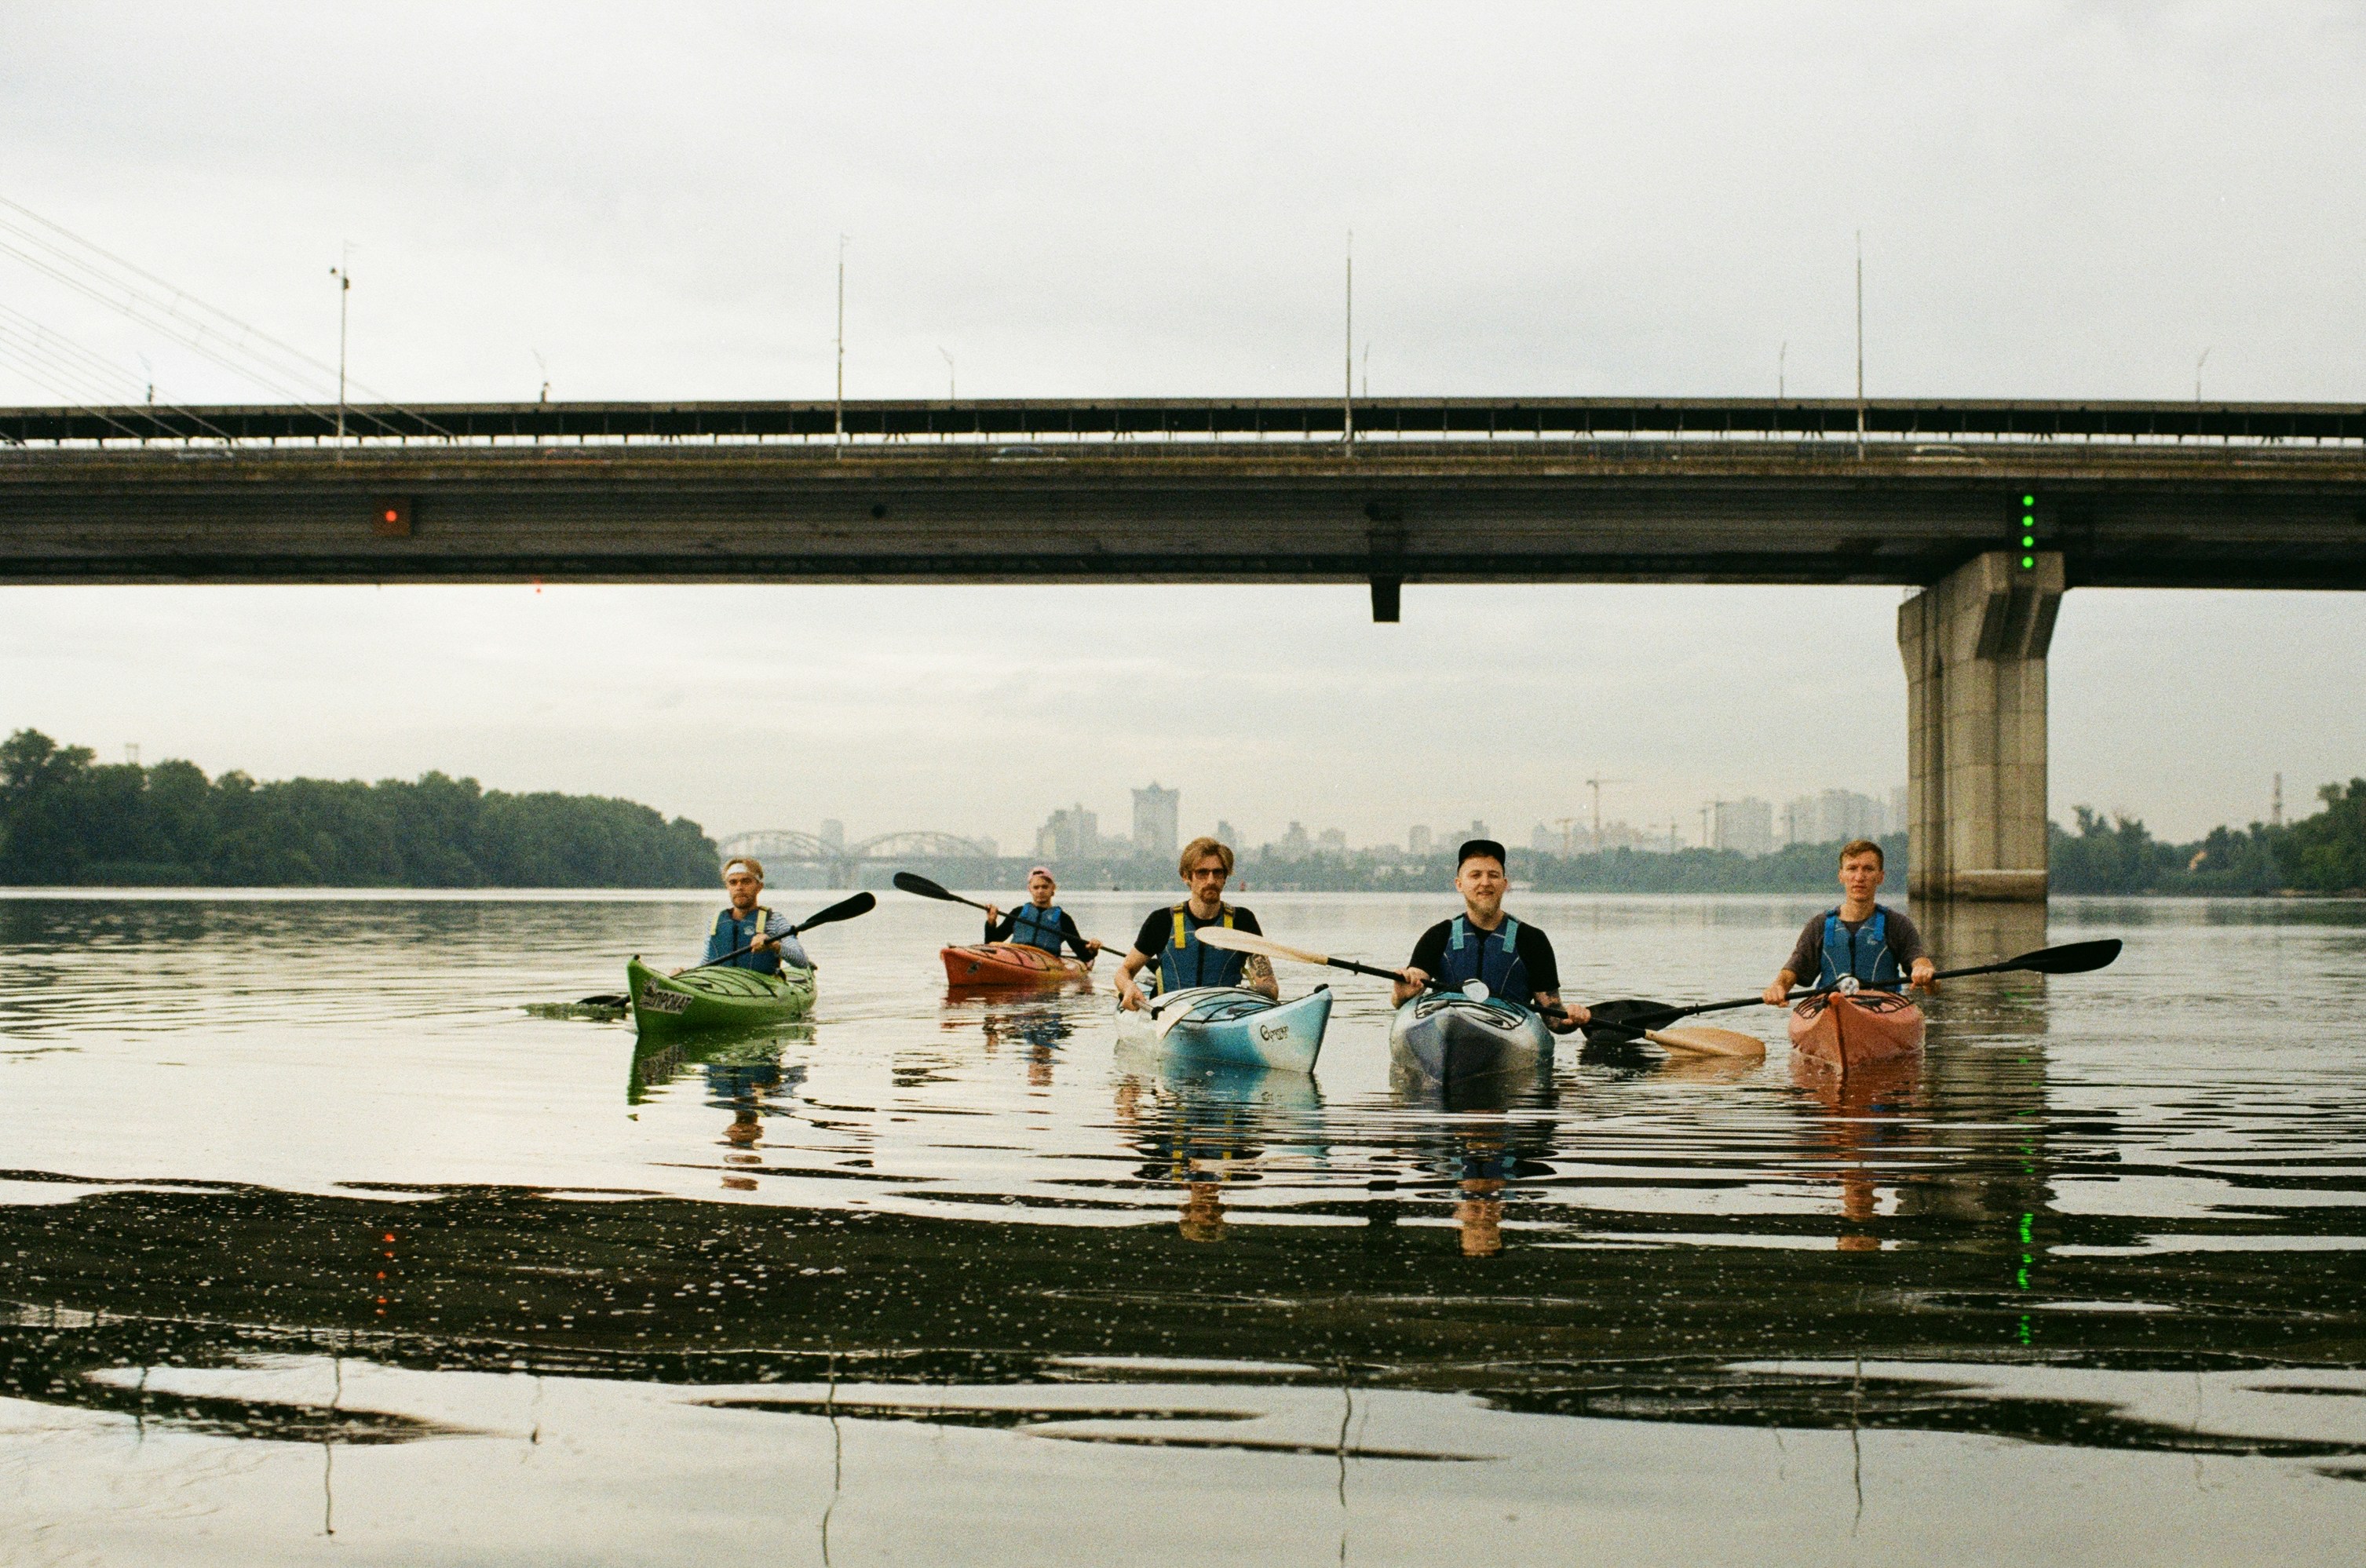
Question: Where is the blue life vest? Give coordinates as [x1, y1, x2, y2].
[1156, 903, 1246, 991]
[1818, 906, 1904, 992]
[710, 906, 783, 974]
[1006, 902, 1068, 955]
[1438, 915, 1530, 1001]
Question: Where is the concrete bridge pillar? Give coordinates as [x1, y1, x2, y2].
[1897, 551, 2065, 902]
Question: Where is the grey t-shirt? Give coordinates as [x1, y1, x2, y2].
[1785, 906, 1925, 983]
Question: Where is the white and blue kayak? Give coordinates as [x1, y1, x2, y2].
[1116, 986, 1334, 1074]
[1389, 989, 1552, 1084]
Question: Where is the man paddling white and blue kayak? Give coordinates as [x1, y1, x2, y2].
[1112, 836, 1331, 1073]
[1113, 836, 1279, 1012]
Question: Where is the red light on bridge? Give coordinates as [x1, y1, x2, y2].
[374, 498, 414, 538]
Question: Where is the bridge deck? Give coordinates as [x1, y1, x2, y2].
[4, 399, 2363, 589]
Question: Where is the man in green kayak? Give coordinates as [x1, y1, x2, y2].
[1391, 838, 1590, 1032]
[1761, 838, 1935, 1005]
[1113, 837, 1277, 1011]
[677, 857, 812, 976]
[981, 866, 1102, 964]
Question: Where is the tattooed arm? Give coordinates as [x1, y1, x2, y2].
[1243, 953, 1278, 999]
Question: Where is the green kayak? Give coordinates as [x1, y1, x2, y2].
[625, 955, 816, 1040]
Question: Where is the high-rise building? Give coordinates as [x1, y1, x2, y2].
[1782, 796, 1818, 848]
[819, 819, 845, 851]
[1408, 825, 1433, 856]
[1035, 804, 1097, 862]
[1214, 820, 1240, 851]
[1276, 821, 1312, 860]
[1317, 827, 1347, 853]
[1531, 822, 1558, 853]
[1816, 789, 1883, 844]
[1711, 797, 1774, 856]
[1131, 782, 1180, 861]
[1597, 819, 1645, 852]
[1888, 785, 1910, 836]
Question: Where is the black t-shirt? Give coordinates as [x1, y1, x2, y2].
[1131, 903, 1263, 961]
[1407, 915, 1561, 997]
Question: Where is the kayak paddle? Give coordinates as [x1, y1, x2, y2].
[1594, 937, 2126, 1033]
[1191, 925, 1629, 1038]
[893, 870, 993, 913]
[1191, 924, 1408, 986]
[679, 891, 879, 975]
[893, 870, 1109, 958]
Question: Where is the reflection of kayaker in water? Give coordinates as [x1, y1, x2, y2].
[1760, 839, 1937, 1005]
[981, 1006, 1071, 1087]
[706, 1056, 802, 1191]
[979, 867, 1102, 965]
[1389, 840, 1589, 1032]
[1179, 1180, 1227, 1242]
[1790, 1052, 1922, 1249]
[676, 858, 812, 976]
[1457, 1176, 1505, 1256]
[1112, 837, 1276, 1012]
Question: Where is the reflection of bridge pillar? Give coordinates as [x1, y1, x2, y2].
[1898, 551, 2063, 903]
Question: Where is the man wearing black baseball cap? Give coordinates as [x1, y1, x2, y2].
[1391, 839, 1588, 1032]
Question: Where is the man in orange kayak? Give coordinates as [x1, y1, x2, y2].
[1391, 838, 1589, 1032]
[981, 867, 1102, 965]
[1113, 837, 1277, 1011]
[1762, 838, 1937, 1005]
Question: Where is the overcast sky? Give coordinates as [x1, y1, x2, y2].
[2, 2, 2361, 848]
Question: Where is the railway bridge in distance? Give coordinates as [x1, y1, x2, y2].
[6, 393, 2364, 904]
[715, 829, 995, 891]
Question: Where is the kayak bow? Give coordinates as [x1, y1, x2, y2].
[626, 955, 815, 1040]
[1116, 986, 1333, 1074]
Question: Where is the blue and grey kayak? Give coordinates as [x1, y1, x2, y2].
[1115, 986, 1334, 1074]
[1389, 990, 1552, 1083]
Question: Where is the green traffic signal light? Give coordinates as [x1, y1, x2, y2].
[2021, 494, 2035, 506]
[2021, 556, 2036, 570]
[2022, 534, 2035, 547]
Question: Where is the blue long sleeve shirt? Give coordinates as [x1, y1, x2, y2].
[703, 906, 814, 973]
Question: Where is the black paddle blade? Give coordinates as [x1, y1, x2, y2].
[1584, 998, 1679, 1032]
[1579, 997, 1674, 1044]
[2010, 938, 2123, 975]
[798, 891, 878, 930]
[892, 871, 958, 901]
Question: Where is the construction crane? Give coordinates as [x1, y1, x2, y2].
[1582, 776, 1628, 848]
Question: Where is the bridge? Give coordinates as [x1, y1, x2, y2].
[716, 828, 996, 890]
[8, 393, 2364, 903]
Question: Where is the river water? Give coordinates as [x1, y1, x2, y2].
[1, 888, 2362, 1565]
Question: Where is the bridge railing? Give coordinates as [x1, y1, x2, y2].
[4, 396, 2362, 450]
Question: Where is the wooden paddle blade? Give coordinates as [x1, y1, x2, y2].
[2010, 938, 2123, 974]
[892, 871, 958, 901]
[1190, 927, 1335, 968]
[1647, 1025, 1766, 1058]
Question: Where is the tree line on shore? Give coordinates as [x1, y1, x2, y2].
[2048, 783, 2366, 895]
[0, 730, 720, 887]
[6, 727, 2361, 894]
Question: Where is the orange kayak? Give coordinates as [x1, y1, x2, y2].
[1788, 990, 1925, 1072]
[939, 942, 1090, 987]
